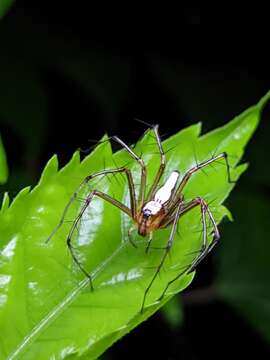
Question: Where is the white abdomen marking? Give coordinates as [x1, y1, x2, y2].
[142, 171, 180, 216]
[143, 200, 162, 215]
[154, 171, 179, 204]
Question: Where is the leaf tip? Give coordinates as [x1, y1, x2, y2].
[9, 186, 31, 210]
[1, 191, 10, 213]
[60, 150, 81, 175]
[257, 90, 270, 111]
[39, 154, 59, 184]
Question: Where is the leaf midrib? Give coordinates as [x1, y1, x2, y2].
[7, 240, 130, 359]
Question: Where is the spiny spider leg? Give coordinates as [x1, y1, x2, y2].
[111, 136, 147, 206]
[67, 189, 136, 290]
[112, 123, 166, 205]
[146, 125, 166, 201]
[157, 197, 219, 302]
[46, 167, 137, 245]
[159, 194, 184, 228]
[187, 201, 220, 273]
[145, 232, 153, 254]
[127, 224, 138, 248]
[140, 201, 183, 313]
[174, 152, 235, 205]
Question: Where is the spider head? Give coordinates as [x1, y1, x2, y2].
[142, 208, 152, 218]
[137, 201, 165, 236]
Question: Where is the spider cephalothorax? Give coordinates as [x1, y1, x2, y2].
[137, 171, 179, 236]
[47, 124, 234, 313]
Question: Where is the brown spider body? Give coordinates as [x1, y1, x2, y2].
[137, 170, 180, 236]
[137, 206, 166, 236]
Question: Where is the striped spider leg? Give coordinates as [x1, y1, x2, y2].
[47, 124, 234, 314]
[140, 148, 234, 312]
[46, 125, 164, 290]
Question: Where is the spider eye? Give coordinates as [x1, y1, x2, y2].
[143, 209, 152, 218]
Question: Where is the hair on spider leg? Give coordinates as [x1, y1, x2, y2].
[189, 227, 217, 249]
[47, 199, 93, 242]
[141, 132, 168, 146]
[165, 261, 193, 276]
[145, 242, 179, 253]
[204, 161, 218, 175]
[63, 218, 91, 228]
[208, 147, 238, 166]
[104, 166, 123, 190]
[204, 196, 219, 207]
[146, 245, 167, 251]
[131, 121, 169, 160]
[190, 146, 214, 179]
[159, 245, 211, 287]
[78, 136, 112, 155]
[107, 165, 136, 194]
[111, 159, 131, 187]
[208, 143, 223, 160]
[212, 151, 238, 184]
[74, 195, 97, 205]
[189, 219, 206, 235]
[74, 174, 105, 196]
[163, 144, 179, 156]
[118, 118, 151, 149]
[176, 220, 181, 238]
[207, 158, 231, 174]
[142, 262, 170, 279]
[134, 118, 170, 140]
[207, 142, 236, 165]
[149, 131, 170, 141]
[67, 238, 82, 252]
[192, 143, 205, 173]
[45, 255, 85, 291]
[133, 117, 158, 130]
[48, 121, 236, 313]
[100, 157, 125, 189]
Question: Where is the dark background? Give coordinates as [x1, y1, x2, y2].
[1, 2, 270, 359]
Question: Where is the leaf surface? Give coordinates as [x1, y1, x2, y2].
[0, 92, 269, 359]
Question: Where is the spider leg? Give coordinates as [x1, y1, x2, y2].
[46, 167, 136, 243]
[67, 189, 135, 290]
[111, 136, 147, 206]
[187, 200, 220, 273]
[146, 125, 166, 201]
[174, 152, 235, 204]
[145, 231, 153, 253]
[128, 225, 138, 248]
[157, 197, 219, 301]
[159, 194, 184, 227]
[140, 201, 182, 313]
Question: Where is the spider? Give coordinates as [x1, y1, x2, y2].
[47, 124, 234, 313]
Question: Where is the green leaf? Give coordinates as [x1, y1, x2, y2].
[0, 0, 14, 19]
[0, 91, 269, 359]
[0, 135, 8, 184]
